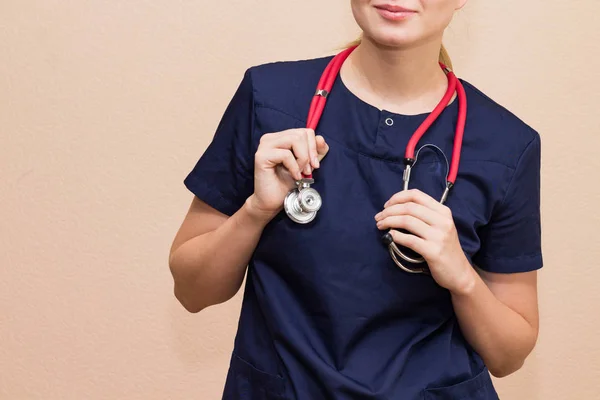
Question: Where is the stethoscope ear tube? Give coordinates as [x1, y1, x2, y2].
[381, 144, 455, 274]
[389, 243, 430, 274]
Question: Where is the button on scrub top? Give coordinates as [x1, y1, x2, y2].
[184, 56, 543, 400]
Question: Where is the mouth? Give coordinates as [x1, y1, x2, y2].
[374, 4, 417, 21]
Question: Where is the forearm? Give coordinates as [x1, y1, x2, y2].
[169, 195, 276, 312]
[451, 264, 538, 377]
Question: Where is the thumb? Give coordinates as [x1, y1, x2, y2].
[315, 135, 329, 161]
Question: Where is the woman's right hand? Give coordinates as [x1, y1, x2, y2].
[247, 128, 329, 221]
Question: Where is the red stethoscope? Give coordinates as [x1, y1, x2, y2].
[283, 45, 467, 274]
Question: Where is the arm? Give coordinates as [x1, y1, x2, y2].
[171, 129, 329, 313]
[169, 195, 276, 313]
[376, 189, 540, 377]
[451, 265, 539, 377]
[451, 134, 542, 376]
[172, 65, 329, 313]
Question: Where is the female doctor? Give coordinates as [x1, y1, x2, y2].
[169, 1, 542, 399]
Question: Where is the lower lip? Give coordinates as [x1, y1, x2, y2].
[375, 8, 416, 21]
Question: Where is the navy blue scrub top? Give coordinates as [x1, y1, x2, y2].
[184, 56, 543, 400]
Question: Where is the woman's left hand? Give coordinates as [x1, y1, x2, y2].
[375, 189, 475, 295]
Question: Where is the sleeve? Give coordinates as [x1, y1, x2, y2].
[472, 133, 543, 273]
[183, 69, 256, 216]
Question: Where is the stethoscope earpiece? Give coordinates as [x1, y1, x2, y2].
[381, 232, 394, 247]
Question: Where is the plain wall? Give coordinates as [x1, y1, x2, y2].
[1, 0, 599, 398]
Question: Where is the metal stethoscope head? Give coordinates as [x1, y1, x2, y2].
[284, 177, 323, 224]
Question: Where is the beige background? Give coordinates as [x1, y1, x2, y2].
[1, 0, 599, 399]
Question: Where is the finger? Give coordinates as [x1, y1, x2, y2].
[305, 129, 319, 169]
[293, 133, 312, 175]
[315, 135, 329, 162]
[260, 128, 309, 143]
[261, 148, 302, 180]
[281, 151, 304, 180]
[375, 202, 438, 226]
[267, 130, 311, 175]
[384, 189, 446, 213]
[388, 230, 428, 257]
[377, 215, 434, 239]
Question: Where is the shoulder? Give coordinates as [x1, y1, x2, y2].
[460, 79, 541, 168]
[244, 55, 334, 121]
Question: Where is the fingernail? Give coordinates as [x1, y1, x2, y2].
[313, 157, 320, 168]
[304, 164, 312, 175]
[374, 213, 381, 220]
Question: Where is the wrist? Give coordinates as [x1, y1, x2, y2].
[450, 258, 478, 297]
[243, 194, 280, 225]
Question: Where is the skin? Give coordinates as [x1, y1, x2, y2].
[170, 0, 539, 379]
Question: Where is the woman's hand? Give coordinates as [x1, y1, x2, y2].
[247, 128, 330, 221]
[375, 189, 476, 294]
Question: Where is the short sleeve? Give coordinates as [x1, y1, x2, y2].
[184, 69, 256, 216]
[473, 133, 543, 273]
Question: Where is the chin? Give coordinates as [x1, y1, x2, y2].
[364, 29, 420, 49]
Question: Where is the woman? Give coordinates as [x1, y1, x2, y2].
[169, 1, 542, 398]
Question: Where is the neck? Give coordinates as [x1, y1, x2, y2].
[341, 36, 450, 115]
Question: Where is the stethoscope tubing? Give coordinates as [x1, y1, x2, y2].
[287, 45, 468, 273]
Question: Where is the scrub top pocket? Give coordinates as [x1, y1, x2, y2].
[222, 353, 287, 400]
[421, 366, 499, 400]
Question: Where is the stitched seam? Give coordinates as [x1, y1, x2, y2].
[255, 103, 518, 169]
[495, 134, 539, 210]
[232, 352, 285, 381]
[255, 103, 408, 164]
[255, 101, 304, 123]
[477, 252, 541, 261]
[246, 68, 258, 172]
[458, 159, 516, 170]
[185, 174, 238, 209]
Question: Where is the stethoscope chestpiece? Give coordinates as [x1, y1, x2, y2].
[284, 178, 322, 224]
[381, 233, 430, 275]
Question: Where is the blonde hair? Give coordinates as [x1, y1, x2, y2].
[345, 36, 453, 70]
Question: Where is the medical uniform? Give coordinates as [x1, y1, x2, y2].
[184, 56, 543, 400]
